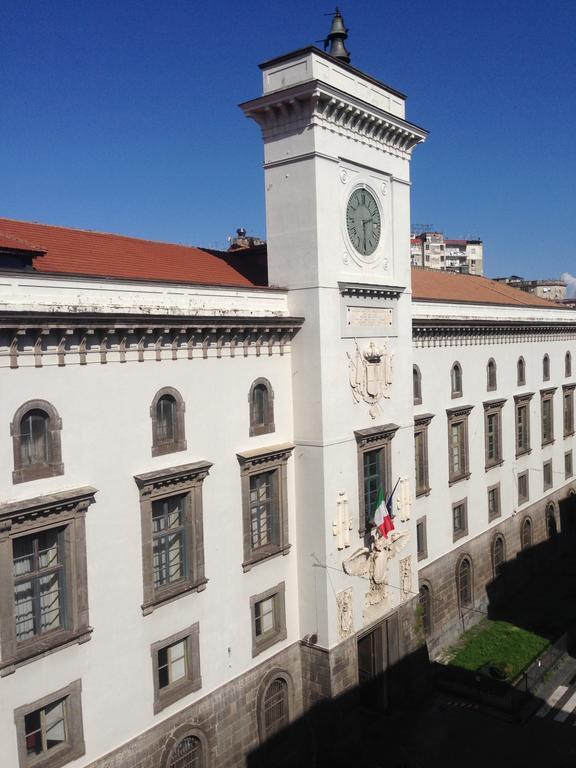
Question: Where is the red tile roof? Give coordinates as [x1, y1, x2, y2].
[0, 218, 256, 287]
[0, 231, 45, 253]
[411, 267, 559, 308]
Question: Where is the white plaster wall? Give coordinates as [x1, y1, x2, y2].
[0, 343, 299, 766]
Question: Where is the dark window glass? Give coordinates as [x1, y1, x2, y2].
[20, 410, 49, 465]
[543, 355, 550, 381]
[413, 366, 422, 404]
[263, 678, 289, 738]
[419, 585, 431, 634]
[249, 472, 278, 550]
[458, 558, 472, 607]
[24, 698, 66, 757]
[517, 357, 526, 386]
[547, 509, 558, 538]
[363, 449, 382, 529]
[156, 396, 176, 444]
[152, 496, 186, 588]
[158, 639, 187, 690]
[487, 359, 497, 390]
[254, 596, 275, 638]
[451, 363, 462, 396]
[521, 518, 532, 550]
[253, 385, 267, 426]
[566, 352, 572, 377]
[493, 537, 505, 577]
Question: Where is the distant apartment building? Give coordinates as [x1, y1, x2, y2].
[410, 231, 483, 275]
[494, 276, 567, 302]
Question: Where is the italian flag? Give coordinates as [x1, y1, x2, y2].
[371, 486, 394, 539]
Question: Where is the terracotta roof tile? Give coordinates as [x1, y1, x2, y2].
[0, 218, 256, 287]
[0, 231, 46, 253]
[411, 267, 558, 308]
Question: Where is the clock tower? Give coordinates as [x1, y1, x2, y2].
[242, 14, 427, 701]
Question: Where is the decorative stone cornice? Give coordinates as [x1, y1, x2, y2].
[540, 387, 558, 396]
[0, 314, 303, 369]
[414, 412, 434, 426]
[413, 319, 576, 348]
[483, 398, 506, 410]
[236, 443, 294, 470]
[339, 282, 404, 300]
[446, 405, 473, 418]
[134, 461, 212, 498]
[0, 486, 97, 533]
[514, 392, 534, 403]
[241, 80, 427, 159]
[354, 423, 399, 448]
[563, 383, 576, 393]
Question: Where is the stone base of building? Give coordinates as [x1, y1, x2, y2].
[85, 599, 427, 768]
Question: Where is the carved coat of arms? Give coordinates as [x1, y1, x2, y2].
[347, 340, 393, 418]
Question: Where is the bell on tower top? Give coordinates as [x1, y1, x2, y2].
[324, 8, 351, 64]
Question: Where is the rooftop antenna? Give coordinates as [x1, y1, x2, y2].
[323, 8, 350, 63]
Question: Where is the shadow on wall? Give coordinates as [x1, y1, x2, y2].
[246, 496, 576, 768]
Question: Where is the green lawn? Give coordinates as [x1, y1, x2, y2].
[449, 619, 550, 680]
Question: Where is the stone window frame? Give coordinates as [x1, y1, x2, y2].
[250, 581, 287, 658]
[540, 387, 556, 446]
[150, 387, 187, 457]
[237, 444, 293, 571]
[456, 555, 473, 610]
[447, 406, 472, 485]
[452, 498, 468, 542]
[11, 400, 64, 485]
[565, 450, 573, 480]
[488, 482, 501, 522]
[256, 668, 295, 742]
[566, 351, 572, 378]
[13, 679, 85, 768]
[514, 393, 533, 457]
[543, 354, 550, 382]
[517, 469, 529, 506]
[521, 516, 533, 550]
[416, 516, 427, 561]
[413, 365, 422, 405]
[248, 378, 275, 437]
[492, 533, 506, 578]
[151, 623, 201, 715]
[160, 725, 211, 768]
[486, 358, 497, 392]
[134, 462, 211, 615]
[0, 488, 95, 677]
[517, 356, 526, 386]
[543, 459, 553, 491]
[450, 361, 463, 399]
[563, 384, 575, 438]
[414, 414, 433, 497]
[418, 581, 433, 635]
[484, 399, 505, 470]
[355, 424, 398, 535]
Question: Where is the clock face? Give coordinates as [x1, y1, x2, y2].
[346, 187, 381, 257]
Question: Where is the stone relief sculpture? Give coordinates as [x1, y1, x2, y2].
[343, 527, 409, 624]
[332, 492, 352, 549]
[400, 556, 412, 603]
[396, 477, 412, 522]
[336, 588, 354, 640]
[347, 339, 393, 419]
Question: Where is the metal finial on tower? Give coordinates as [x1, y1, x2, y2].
[324, 8, 350, 64]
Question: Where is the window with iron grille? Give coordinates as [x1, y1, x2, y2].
[151, 623, 201, 714]
[521, 517, 532, 550]
[237, 446, 292, 570]
[135, 462, 211, 615]
[14, 680, 85, 768]
[492, 535, 505, 578]
[250, 583, 287, 657]
[150, 387, 186, 457]
[0, 488, 94, 675]
[169, 736, 203, 768]
[263, 678, 289, 738]
[11, 400, 64, 484]
[457, 557, 472, 608]
[355, 425, 397, 534]
[452, 499, 468, 542]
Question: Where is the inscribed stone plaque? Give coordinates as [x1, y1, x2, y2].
[346, 306, 393, 328]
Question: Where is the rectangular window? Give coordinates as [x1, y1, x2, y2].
[488, 483, 501, 521]
[518, 470, 529, 505]
[566, 450, 573, 479]
[543, 459, 553, 491]
[447, 407, 472, 484]
[484, 400, 505, 469]
[355, 425, 397, 534]
[515, 394, 533, 456]
[414, 416, 432, 496]
[151, 623, 201, 714]
[237, 446, 292, 570]
[0, 489, 94, 676]
[14, 680, 85, 768]
[250, 582, 287, 657]
[541, 389, 555, 446]
[135, 462, 211, 615]
[452, 499, 468, 542]
[564, 385, 575, 437]
[416, 517, 427, 561]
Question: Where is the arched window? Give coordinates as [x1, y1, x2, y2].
[419, 584, 432, 635]
[451, 362, 462, 398]
[169, 735, 203, 768]
[262, 677, 290, 738]
[11, 400, 64, 484]
[151, 387, 186, 456]
[457, 557, 472, 608]
[543, 354, 550, 381]
[521, 517, 532, 550]
[413, 365, 422, 405]
[486, 358, 497, 391]
[517, 356, 526, 386]
[492, 535, 505, 578]
[249, 378, 275, 436]
[547, 504, 558, 538]
[566, 351, 572, 378]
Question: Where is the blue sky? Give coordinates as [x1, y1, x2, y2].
[1, 0, 575, 279]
